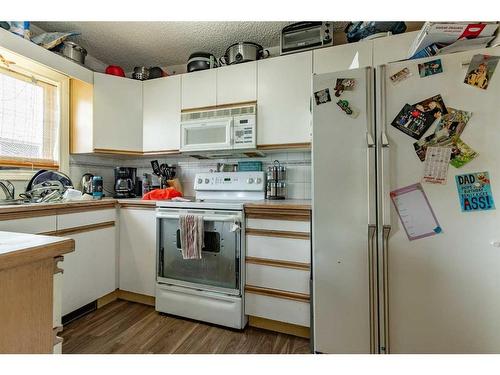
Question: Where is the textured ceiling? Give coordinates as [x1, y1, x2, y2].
[32, 21, 307, 70]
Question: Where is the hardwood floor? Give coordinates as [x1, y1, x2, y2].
[61, 300, 311, 354]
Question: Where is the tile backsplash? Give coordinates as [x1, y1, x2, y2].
[69, 151, 312, 199]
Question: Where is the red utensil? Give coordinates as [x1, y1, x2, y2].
[105, 65, 126, 77]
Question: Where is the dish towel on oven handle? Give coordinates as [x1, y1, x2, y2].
[179, 214, 204, 259]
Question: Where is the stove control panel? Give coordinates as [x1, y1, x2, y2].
[194, 171, 266, 191]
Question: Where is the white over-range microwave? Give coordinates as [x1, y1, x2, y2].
[180, 104, 256, 153]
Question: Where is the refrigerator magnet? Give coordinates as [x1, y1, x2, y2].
[314, 88, 331, 105]
[455, 172, 495, 212]
[390, 183, 442, 241]
[418, 58, 443, 78]
[334, 78, 356, 97]
[336, 99, 359, 118]
[389, 67, 412, 84]
[464, 54, 500, 90]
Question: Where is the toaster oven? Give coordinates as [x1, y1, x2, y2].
[280, 21, 333, 55]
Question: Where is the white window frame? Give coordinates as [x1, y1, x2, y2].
[0, 46, 69, 179]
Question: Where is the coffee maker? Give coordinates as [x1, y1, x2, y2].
[114, 167, 137, 198]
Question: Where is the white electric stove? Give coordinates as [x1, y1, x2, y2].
[155, 171, 265, 329]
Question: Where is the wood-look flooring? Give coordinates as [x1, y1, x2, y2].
[61, 300, 311, 354]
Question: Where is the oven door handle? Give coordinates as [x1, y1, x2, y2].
[156, 213, 242, 222]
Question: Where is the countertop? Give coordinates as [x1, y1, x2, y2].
[0, 231, 75, 271]
[0, 197, 311, 216]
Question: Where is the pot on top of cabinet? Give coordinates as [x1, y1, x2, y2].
[187, 52, 217, 72]
[222, 42, 270, 65]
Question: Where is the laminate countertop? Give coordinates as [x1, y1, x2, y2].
[0, 231, 74, 271]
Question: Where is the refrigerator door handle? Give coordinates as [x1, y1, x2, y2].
[368, 224, 377, 353]
[381, 131, 391, 227]
[381, 224, 391, 354]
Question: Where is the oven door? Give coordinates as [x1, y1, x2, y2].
[180, 118, 233, 152]
[156, 208, 242, 295]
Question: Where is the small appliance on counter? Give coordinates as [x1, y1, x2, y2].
[280, 21, 333, 55]
[92, 176, 103, 200]
[80, 173, 94, 195]
[266, 160, 287, 200]
[113, 167, 137, 198]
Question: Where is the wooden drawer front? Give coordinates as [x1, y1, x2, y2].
[247, 235, 310, 263]
[246, 218, 310, 232]
[0, 216, 56, 234]
[245, 293, 310, 327]
[246, 263, 310, 294]
[57, 208, 116, 230]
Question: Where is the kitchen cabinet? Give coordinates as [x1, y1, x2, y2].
[313, 40, 373, 74]
[93, 73, 143, 152]
[181, 69, 217, 110]
[257, 51, 313, 147]
[119, 207, 156, 296]
[59, 209, 117, 315]
[0, 215, 56, 234]
[143, 75, 182, 153]
[61, 226, 116, 315]
[372, 30, 419, 66]
[244, 207, 311, 334]
[70, 73, 143, 154]
[216, 62, 257, 105]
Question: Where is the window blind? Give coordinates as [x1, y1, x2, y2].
[0, 66, 60, 169]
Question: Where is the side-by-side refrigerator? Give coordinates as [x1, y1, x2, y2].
[312, 46, 500, 354]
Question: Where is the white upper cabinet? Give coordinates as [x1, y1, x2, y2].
[216, 62, 257, 105]
[93, 72, 143, 152]
[257, 51, 313, 146]
[143, 75, 182, 152]
[313, 40, 373, 74]
[372, 30, 419, 66]
[181, 69, 217, 109]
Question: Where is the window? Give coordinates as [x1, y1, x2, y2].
[0, 66, 60, 169]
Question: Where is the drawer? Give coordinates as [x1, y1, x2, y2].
[246, 218, 310, 233]
[0, 216, 56, 234]
[245, 292, 310, 327]
[57, 208, 116, 230]
[246, 235, 310, 263]
[246, 263, 310, 294]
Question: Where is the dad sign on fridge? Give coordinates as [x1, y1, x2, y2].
[455, 172, 496, 212]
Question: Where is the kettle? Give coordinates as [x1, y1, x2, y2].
[80, 173, 94, 195]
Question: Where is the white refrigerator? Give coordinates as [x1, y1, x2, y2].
[312, 46, 500, 354]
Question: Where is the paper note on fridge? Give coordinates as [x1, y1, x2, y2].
[390, 183, 442, 241]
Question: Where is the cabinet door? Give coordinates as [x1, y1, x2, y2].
[181, 69, 217, 109]
[372, 30, 419, 66]
[216, 62, 257, 105]
[313, 41, 373, 74]
[143, 75, 181, 152]
[93, 72, 143, 152]
[257, 51, 312, 146]
[61, 226, 116, 315]
[119, 209, 156, 296]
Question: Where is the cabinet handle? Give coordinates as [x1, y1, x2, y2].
[53, 256, 64, 275]
[53, 326, 63, 346]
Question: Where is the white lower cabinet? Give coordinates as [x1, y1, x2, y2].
[53, 272, 63, 354]
[119, 208, 156, 296]
[245, 293, 310, 327]
[244, 212, 311, 329]
[0, 215, 56, 234]
[246, 263, 309, 294]
[61, 226, 116, 315]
